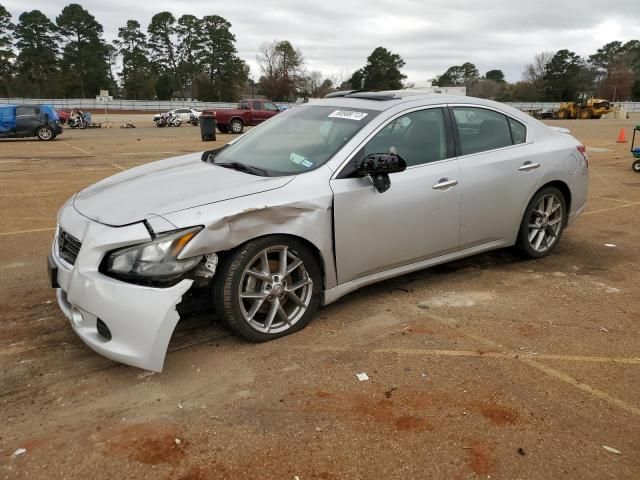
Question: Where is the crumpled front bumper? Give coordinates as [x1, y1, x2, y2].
[51, 204, 192, 372]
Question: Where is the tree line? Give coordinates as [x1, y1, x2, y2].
[1, 3, 639, 102]
[432, 41, 640, 101]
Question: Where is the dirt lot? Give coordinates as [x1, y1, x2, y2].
[1, 113, 639, 479]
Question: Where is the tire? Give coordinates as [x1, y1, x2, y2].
[633, 160, 640, 173]
[229, 118, 244, 134]
[36, 126, 54, 141]
[579, 109, 592, 119]
[556, 109, 569, 120]
[213, 236, 322, 342]
[516, 187, 567, 258]
[217, 124, 229, 133]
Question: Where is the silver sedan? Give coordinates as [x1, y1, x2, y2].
[49, 92, 588, 371]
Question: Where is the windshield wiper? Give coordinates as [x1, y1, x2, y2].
[214, 161, 270, 177]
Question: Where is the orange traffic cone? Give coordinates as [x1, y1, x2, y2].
[616, 128, 628, 143]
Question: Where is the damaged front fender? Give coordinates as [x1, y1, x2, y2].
[171, 170, 337, 290]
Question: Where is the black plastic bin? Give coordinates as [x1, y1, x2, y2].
[200, 110, 217, 141]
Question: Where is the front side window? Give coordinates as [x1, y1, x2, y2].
[214, 106, 379, 176]
[362, 108, 448, 167]
[263, 101, 279, 111]
[452, 107, 512, 155]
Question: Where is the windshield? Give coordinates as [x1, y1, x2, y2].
[214, 105, 379, 176]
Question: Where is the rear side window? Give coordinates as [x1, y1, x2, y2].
[252, 100, 262, 110]
[16, 106, 39, 116]
[509, 117, 527, 144]
[452, 107, 512, 155]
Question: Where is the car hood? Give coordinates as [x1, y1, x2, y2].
[73, 153, 293, 226]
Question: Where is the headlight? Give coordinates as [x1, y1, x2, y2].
[104, 227, 203, 281]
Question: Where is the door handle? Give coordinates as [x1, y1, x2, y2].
[518, 162, 540, 171]
[432, 178, 458, 190]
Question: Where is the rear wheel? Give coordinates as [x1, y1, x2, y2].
[633, 160, 640, 173]
[516, 187, 566, 258]
[36, 126, 55, 141]
[229, 118, 244, 134]
[213, 236, 321, 342]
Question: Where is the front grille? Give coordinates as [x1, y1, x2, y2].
[58, 228, 82, 265]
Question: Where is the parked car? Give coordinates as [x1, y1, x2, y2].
[0, 104, 62, 141]
[215, 99, 281, 134]
[153, 108, 201, 123]
[49, 92, 588, 371]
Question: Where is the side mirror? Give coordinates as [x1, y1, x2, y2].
[357, 153, 407, 193]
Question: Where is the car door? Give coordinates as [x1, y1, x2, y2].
[450, 106, 544, 249]
[175, 109, 190, 121]
[15, 106, 40, 136]
[251, 100, 266, 123]
[262, 101, 280, 120]
[330, 107, 461, 284]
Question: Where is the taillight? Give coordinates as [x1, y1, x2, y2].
[577, 145, 588, 168]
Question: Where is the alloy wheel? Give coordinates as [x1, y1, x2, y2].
[238, 245, 313, 334]
[39, 128, 52, 140]
[527, 193, 563, 253]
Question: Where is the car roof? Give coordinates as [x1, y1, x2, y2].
[313, 92, 502, 111]
[310, 92, 538, 125]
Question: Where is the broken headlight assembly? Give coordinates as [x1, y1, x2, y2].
[102, 226, 203, 285]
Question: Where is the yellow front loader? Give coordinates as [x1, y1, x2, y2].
[555, 95, 613, 120]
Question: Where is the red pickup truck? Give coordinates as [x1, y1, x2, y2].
[215, 99, 281, 134]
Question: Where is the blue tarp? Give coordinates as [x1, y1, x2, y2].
[0, 105, 15, 133]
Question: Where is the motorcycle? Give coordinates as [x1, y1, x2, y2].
[167, 113, 181, 127]
[188, 113, 199, 126]
[154, 112, 182, 128]
[68, 112, 90, 129]
[154, 114, 168, 128]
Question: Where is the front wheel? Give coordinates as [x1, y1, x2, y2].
[516, 187, 566, 258]
[229, 118, 244, 134]
[36, 126, 55, 141]
[579, 109, 592, 119]
[633, 160, 640, 173]
[217, 124, 229, 133]
[213, 236, 322, 342]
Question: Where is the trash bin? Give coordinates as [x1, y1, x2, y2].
[200, 110, 217, 142]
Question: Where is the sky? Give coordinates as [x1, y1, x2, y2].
[5, 0, 640, 84]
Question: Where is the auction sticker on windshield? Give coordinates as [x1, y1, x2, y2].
[289, 152, 314, 168]
[328, 110, 369, 121]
